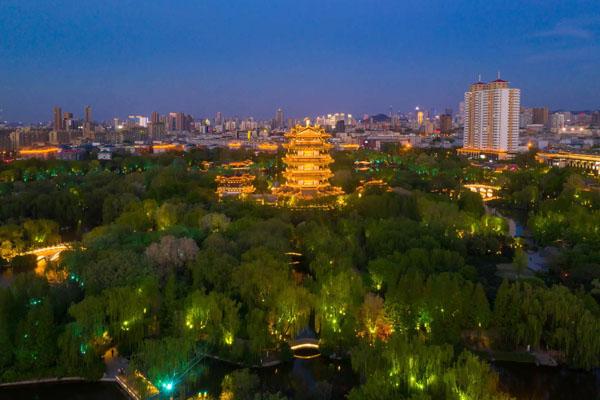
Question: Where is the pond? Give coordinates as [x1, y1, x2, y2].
[178, 357, 600, 400]
[0, 360, 597, 400]
[0, 381, 128, 400]
[494, 362, 600, 400]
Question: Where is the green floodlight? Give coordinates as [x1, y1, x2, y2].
[162, 381, 174, 392]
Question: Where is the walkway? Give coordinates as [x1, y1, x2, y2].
[103, 347, 128, 379]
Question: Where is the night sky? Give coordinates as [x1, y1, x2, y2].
[1, 0, 599, 122]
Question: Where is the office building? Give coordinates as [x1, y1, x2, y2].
[84, 106, 92, 123]
[275, 108, 284, 129]
[416, 107, 424, 126]
[440, 114, 453, 134]
[53, 106, 63, 131]
[533, 107, 549, 126]
[167, 112, 185, 131]
[520, 107, 533, 128]
[550, 113, 565, 134]
[63, 112, 74, 130]
[591, 111, 600, 127]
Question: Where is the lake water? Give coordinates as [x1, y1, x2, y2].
[0, 361, 597, 400]
[0, 381, 128, 400]
[494, 362, 600, 400]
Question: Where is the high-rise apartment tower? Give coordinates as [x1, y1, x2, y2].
[462, 77, 520, 152]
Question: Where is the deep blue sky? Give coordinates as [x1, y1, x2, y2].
[1, 0, 599, 123]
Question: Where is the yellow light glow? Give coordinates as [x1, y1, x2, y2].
[20, 147, 60, 155]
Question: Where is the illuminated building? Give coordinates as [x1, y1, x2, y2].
[536, 152, 600, 174]
[315, 113, 354, 130]
[128, 115, 148, 127]
[224, 159, 253, 170]
[227, 140, 242, 150]
[462, 76, 520, 156]
[356, 179, 391, 195]
[152, 143, 182, 153]
[257, 142, 278, 152]
[338, 143, 360, 151]
[215, 174, 256, 198]
[353, 160, 372, 172]
[416, 107, 424, 126]
[273, 123, 343, 201]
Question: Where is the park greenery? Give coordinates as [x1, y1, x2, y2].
[0, 147, 598, 399]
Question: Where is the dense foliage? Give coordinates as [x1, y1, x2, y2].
[0, 148, 598, 398]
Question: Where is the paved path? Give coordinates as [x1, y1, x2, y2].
[103, 347, 129, 379]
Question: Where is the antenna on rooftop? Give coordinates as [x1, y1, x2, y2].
[478, 74, 482, 82]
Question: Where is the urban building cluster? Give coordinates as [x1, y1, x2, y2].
[0, 77, 598, 169]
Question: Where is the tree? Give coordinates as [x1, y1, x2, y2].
[145, 235, 199, 279]
[104, 279, 157, 349]
[155, 201, 184, 230]
[132, 336, 195, 391]
[80, 250, 150, 294]
[443, 352, 512, 400]
[232, 247, 289, 309]
[469, 283, 491, 331]
[245, 308, 272, 360]
[57, 323, 104, 379]
[512, 247, 528, 278]
[316, 269, 364, 348]
[220, 369, 259, 400]
[14, 299, 57, 371]
[458, 190, 484, 217]
[190, 249, 237, 292]
[358, 293, 392, 343]
[10, 254, 37, 273]
[23, 219, 60, 247]
[183, 290, 221, 344]
[0, 288, 14, 368]
[69, 294, 106, 345]
[271, 284, 313, 340]
[0, 224, 25, 261]
[200, 213, 230, 233]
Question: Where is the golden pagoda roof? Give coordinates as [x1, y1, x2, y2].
[215, 173, 256, 184]
[285, 124, 331, 139]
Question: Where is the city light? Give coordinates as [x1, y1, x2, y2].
[1, 5, 598, 399]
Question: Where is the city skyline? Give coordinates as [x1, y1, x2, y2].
[1, 1, 599, 122]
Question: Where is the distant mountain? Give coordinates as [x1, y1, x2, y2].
[367, 113, 391, 123]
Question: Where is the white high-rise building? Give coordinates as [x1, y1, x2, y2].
[550, 113, 565, 134]
[462, 78, 520, 153]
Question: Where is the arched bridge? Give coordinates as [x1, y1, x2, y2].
[290, 337, 320, 360]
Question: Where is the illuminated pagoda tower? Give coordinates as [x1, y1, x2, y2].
[274, 122, 343, 203]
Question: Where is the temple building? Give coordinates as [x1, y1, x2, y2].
[215, 174, 256, 199]
[273, 123, 343, 202]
